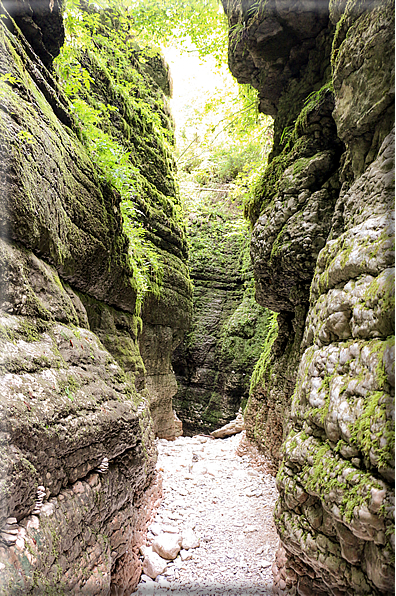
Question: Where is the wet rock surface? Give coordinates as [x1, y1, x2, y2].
[133, 433, 278, 595]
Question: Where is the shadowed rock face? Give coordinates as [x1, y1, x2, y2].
[171, 193, 274, 435]
[222, 0, 394, 594]
[250, 89, 344, 313]
[223, 0, 330, 118]
[4, 0, 65, 67]
[173, 273, 255, 434]
[0, 0, 191, 592]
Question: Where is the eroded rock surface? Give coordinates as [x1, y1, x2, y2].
[172, 185, 273, 434]
[0, 0, 191, 592]
[222, 0, 394, 594]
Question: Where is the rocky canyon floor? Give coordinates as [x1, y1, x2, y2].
[132, 432, 278, 595]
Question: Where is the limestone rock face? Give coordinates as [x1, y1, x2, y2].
[7, 0, 65, 68]
[52, 27, 193, 440]
[139, 322, 183, 439]
[172, 191, 273, 433]
[0, 1, 191, 593]
[223, 0, 394, 594]
[274, 128, 394, 596]
[250, 89, 343, 313]
[222, 0, 329, 119]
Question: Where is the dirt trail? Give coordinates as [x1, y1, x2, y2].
[133, 432, 278, 595]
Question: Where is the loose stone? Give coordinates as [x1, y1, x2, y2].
[142, 550, 168, 579]
[134, 432, 278, 594]
[151, 534, 182, 560]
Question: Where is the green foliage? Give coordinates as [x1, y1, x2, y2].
[191, 140, 263, 184]
[176, 73, 273, 186]
[228, 0, 267, 49]
[127, 0, 228, 63]
[54, 1, 182, 312]
[64, 387, 73, 401]
[63, 0, 227, 62]
[179, 172, 251, 276]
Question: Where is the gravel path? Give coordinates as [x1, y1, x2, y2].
[133, 432, 278, 595]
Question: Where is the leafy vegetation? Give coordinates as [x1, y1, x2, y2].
[249, 312, 279, 396]
[179, 172, 250, 276]
[54, 1, 181, 311]
[53, 0, 273, 310]
[172, 59, 273, 189]
[87, 0, 228, 63]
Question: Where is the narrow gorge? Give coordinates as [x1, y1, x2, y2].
[0, 0, 394, 595]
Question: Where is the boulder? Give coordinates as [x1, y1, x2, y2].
[151, 533, 183, 560]
[142, 549, 168, 579]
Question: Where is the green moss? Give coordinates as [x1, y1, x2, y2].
[270, 228, 291, 261]
[219, 281, 275, 369]
[331, 9, 348, 68]
[305, 370, 336, 425]
[300, 437, 384, 523]
[203, 391, 224, 426]
[0, 324, 15, 343]
[15, 319, 47, 342]
[349, 387, 394, 470]
[244, 152, 291, 225]
[249, 312, 279, 395]
[186, 190, 251, 276]
[294, 81, 334, 134]
[243, 81, 333, 226]
[303, 337, 394, 471]
[52, 16, 189, 313]
[374, 336, 394, 389]
[363, 271, 395, 318]
[292, 156, 311, 175]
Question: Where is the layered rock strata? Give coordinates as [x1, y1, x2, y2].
[172, 188, 273, 433]
[222, 0, 394, 593]
[57, 13, 192, 440]
[0, 0, 191, 592]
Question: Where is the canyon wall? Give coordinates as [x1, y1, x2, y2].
[222, 0, 394, 594]
[172, 188, 273, 433]
[0, 1, 191, 593]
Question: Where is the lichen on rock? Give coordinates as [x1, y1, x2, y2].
[222, 0, 395, 593]
[0, 0, 191, 592]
